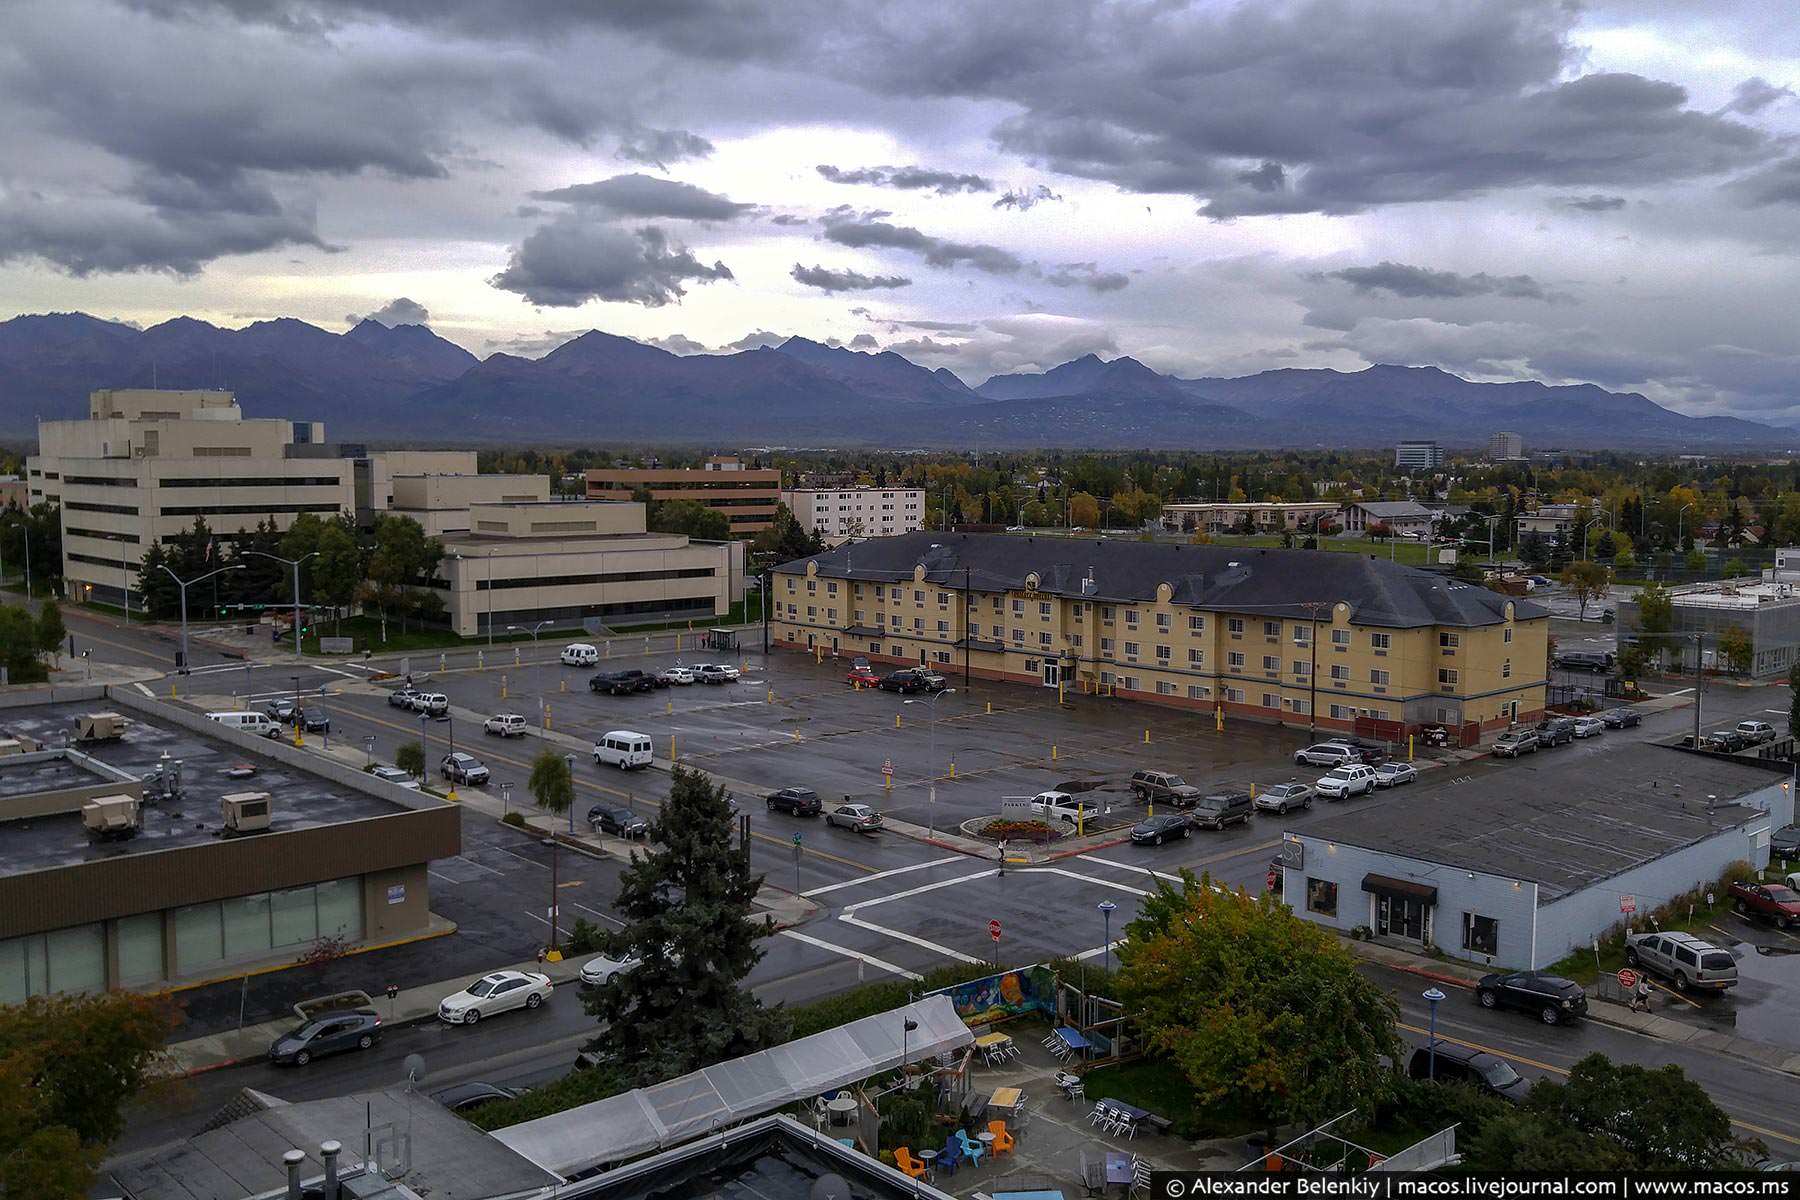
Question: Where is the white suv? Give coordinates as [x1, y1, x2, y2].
[1295, 743, 1359, 767]
[1316, 764, 1377, 800]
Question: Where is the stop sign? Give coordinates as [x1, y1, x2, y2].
[1618, 968, 1639, 990]
[988, 919, 1002, 941]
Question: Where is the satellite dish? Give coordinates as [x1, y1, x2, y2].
[403, 1053, 427, 1089]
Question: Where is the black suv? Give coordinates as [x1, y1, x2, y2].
[296, 707, 331, 733]
[876, 672, 926, 694]
[1190, 791, 1254, 830]
[587, 804, 649, 838]
[268, 1009, 382, 1066]
[766, 787, 823, 816]
[1533, 717, 1575, 747]
[590, 670, 655, 695]
[1475, 970, 1588, 1026]
[1406, 1043, 1529, 1101]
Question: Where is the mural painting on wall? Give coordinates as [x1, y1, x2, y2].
[945, 967, 1053, 1024]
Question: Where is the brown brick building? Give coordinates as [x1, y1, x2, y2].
[585, 456, 780, 536]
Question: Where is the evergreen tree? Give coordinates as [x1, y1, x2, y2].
[35, 600, 66, 667]
[582, 765, 788, 1083]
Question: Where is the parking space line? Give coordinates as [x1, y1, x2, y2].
[574, 902, 623, 926]
[455, 851, 516, 875]
[802, 856, 967, 898]
[427, 868, 461, 884]
[778, 929, 922, 979]
[837, 914, 984, 964]
[134, 683, 153, 696]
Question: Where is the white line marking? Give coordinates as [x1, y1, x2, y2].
[1663, 687, 1694, 697]
[574, 903, 623, 926]
[1765, 709, 1788, 716]
[802, 855, 966, 897]
[837, 914, 983, 963]
[1019, 866, 1155, 897]
[483, 845, 549, 870]
[840, 870, 997, 913]
[427, 869, 461, 884]
[779, 928, 922, 979]
[1077, 856, 1187, 884]
[1069, 941, 1124, 962]
[450, 854, 507, 877]
[523, 911, 549, 927]
[134, 683, 153, 697]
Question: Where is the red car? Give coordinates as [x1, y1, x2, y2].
[1728, 880, 1800, 929]
[845, 666, 880, 688]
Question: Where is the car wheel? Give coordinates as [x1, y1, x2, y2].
[1735, 899, 1748, 915]
[294, 1049, 311, 1066]
[1153, 833, 1163, 846]
[1540, 1006, 1560, 1026]
[1673, 971, 1690, 992]
[767, 799, 777, 812]
[464, 1008, 481, 1024]
[1624, 946, 1640, 965]
[358, 1034, 374, 1050]
[526, 992, 543, 1010]
[1477, 989, 1497, 1009]
[1181, 826, 1191, 839]
[1778, 916, 1792, 930]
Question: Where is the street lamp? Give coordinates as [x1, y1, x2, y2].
[160, 563, 245, 676]
[1298, 601, 1326, 742]
[1422, 987, 1446, 1081]
[901, 1016, 918, 1077]
[507, 620, 552, 642]
[565, 752, 577, 834]
[244, 549, 319, 664]
[902, 688, 957, 837]
[1676, 503, 1694, 550]
[1580, 518, 1603, 563]
[1097, 900, 1117, 972]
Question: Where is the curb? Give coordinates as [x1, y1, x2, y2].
[1045, 836, 1129, 861]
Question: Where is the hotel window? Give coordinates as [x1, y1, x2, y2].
[806, 606, 816, 618]
[1330, 664, 1349, 682]
[1012, 628, 1025, 644]
[1332, 629, 1351, 648]
[1502, 659, 1512, 678]
[1157, 681, 1177, 695]
[1262, 655, 1279, 672]
[891, 614, 902, 628]
[937, 621, 950, 633]
[1156, 645, 1171, 662]
[1156, 613, 1171, 631]
[1123, 676, 1141, 691]
[1187, 685, 1209, 700]
[914, 590, 924, 603]
[1101, 606, 1114, 622]
[1188, 648, 1204, 665]
[1370, 669, 1390, 687]
[1039, 601, 1053, 617]
[891, 587, 903, 601]
[992, 596, 1002, 612]
[1293, 660, 1310, 677]
[1125, 610, 1140, 629]
[827, 581, 838, 595]
[1440, 632, 1460, 651]
[1040, 632, 1053, 647]
[1293, 625, 1311, 645]
[1263, 621, 1280, 638]
[1188, 615, 1205, 633]
[1439, 668, 1459, 686]
[1329, 703, 1355, 720]
[1071, 603, 1085, 619]
[1223, 687, 1245, 703]
[1370, 633, 1390, 652]
[968, 622, 980, 637]
[1462, 913, 1499, 956]
[853, 609, 864, 623]
[1262, 692, 1280, 709]
[807, 579, 817, 594]
[1227, 618, 1245, 635]
[1012, 599, 1025, 615]
[1124, 641, 1140, 660]
[1288, 697, 1310, 715]
[1100, 637, 1114, 654]
[1070, 634, 1083, 648]
[938, 593, 949, 609]
[1228, 651, 1245, 668]
[913, 617, 924, 631]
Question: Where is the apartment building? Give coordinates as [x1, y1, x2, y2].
[782, 486, 924, 543]
[1394, 441, 1444, 471]
[30, 390, 362, 608]
[1488, 431, 1524, 460]
[771, 532, 1546, 735]
[1159, 501, 1340, 534]
[434, 500, 744, 638]
[585, 455, 780, 536]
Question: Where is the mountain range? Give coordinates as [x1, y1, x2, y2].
[0, 312, 1785, 451]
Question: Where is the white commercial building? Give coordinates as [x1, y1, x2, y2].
[782, 487, 923, 543]
[1394, 441, 1444, 471]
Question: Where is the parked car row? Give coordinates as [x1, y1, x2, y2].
[589, 662, 740, 694]
[260, 697, 331, 732]
[844, 664, 949, 693]
[762, 787, 884, 832]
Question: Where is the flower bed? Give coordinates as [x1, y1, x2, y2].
[978, 818, 1062, 843]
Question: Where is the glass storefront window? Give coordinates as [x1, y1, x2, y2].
[315, 879, 363, 941]
[117, 913, 165, 985]
[222, 893, 273, 960]
[45, 924, 105, 994]
[0, 935, 49, 1004]
[270, 887, 319, 949]
[174, 902, 224, 973]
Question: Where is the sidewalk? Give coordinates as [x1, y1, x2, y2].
[1343, 937, 1800, 1076]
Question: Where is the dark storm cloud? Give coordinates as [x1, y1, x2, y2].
[849, 333, 879, 349]
[1327, 262, 1554, 301]
[991, 185, 1061, 211]
[1038, 262, 1129, 293]
[0, 190, 329, 276]
[790, 264, 912, 292]
[347, 296, 430, 326]
[530, 174, 753, 221]
[816, 164, 993, 194]
[1732, 157, 1800, 207]
[490, 217, 732, 307]
[1723, 77, 1793, 115]
[614, 127, 715, 168]
[1555, 194, 1627, 211]
[821, 216, 1022, 274]
[768, 213, 810, 226]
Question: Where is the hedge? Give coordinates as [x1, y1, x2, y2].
[468, 1061, 628, 1131]
[785, 962, 1002, 1040]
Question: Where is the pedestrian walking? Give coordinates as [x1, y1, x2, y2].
[1631, 978, 1651, 1012]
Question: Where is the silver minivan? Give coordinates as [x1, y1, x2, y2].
[594, 730, 654, 770]
[1624, 930, 1737, 991]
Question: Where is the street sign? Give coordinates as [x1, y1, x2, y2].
[882, 758, 895, 778]
[988, 919, 1002, 941]
[1619, 894, 1637, 914]
[792, 832, 803, 846]
[1617, 968, 1639, 990]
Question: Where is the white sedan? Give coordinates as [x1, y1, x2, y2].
[1373, 762, 1418, 788]
[437, 970, 551, 1025]
[1572, 715, 1606, 738]
[659, 666, 696, 685]
[580, 953, 642, 987]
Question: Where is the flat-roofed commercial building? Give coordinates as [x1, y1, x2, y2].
[1160, 501, 1341, 534]
[772, 531, 1548, 736]
[389, 471, 551, 537]
[0, 692, 458, 999]
[435, 500, 745, 637]
[782, 487, 924, 542]
[586, 456, 781, 536]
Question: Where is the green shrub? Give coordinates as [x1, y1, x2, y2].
[468, 1063, 627, 1131]
[1719, 860, 1758, 885]
[501, 811, 526, 828]
[567, 918, 600, 954]
[784, 962, 997, 1040]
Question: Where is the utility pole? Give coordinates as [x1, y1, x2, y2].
[244, 550, 318, 664]
[1300, 600, 1326, 741]
[161, 564, 245, 676]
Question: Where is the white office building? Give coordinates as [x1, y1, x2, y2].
[782, 487, 923, 543]
[1394, 441, 1444, 471]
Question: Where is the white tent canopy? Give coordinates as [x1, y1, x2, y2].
[495, 995, 973, 1179]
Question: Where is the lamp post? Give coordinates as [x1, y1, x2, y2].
[418, 711, 430, 779]
[1298, 601, 1326, 742]
[1677, 503, 1694, 551]
[486, 547, 497, 647]
[506, 621, 551, 642]
[1098, 900, 1117, 972]
[1423, 987, 1446, 1080]
[244, 550, 318, 664]
[901, 1016, 918, 1078]
[1580, 518, 1603, 563]
[160, 563, 245, 676]
[902, 688, 956, 837]
[565, 752, 577, 834]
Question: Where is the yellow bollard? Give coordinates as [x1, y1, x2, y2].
[501, 675, 509, 699]
[447, 788, 458, 803]
[294, 732, 304, 749]
[1249, 782, 1257, 798]
[985, 701, 992, 715]
[766, 687, 774, 703]
[1143, 728, 1151, 744]
[1077, 809, 1084, 836]
[675, 634, 681, 651]
[545, 703, 553, 731]
[666, 699, 673, 715]
[815, 646, 823, 664]
[885, 774, 893, 792]
[1147, 801, 1153, 818]
[896, 713, 903, 729]
[792, 728, 802, 742]
[1215, 704, 1224, 732]
[169, 681, 177, 699]
[948, 761, 956, 779]
[671, 734, 678, 762]
[477, 650, 484, 671]
[560, 677, 567, 693]
[1051, 744, 1058, 762]
[514, 647, 521, 667]
[1058, 680, 1065, 705]
[1409, 734, 1415, 762]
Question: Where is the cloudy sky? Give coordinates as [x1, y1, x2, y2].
[3, 0, 1799, 417]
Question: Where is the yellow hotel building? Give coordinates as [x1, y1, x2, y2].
[772, 532, 1548, 740]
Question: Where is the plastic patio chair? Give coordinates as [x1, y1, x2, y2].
[895, 1148, 927, 1180]
[986, 1120, 1016, 1157]
[937, 1135, 965, 1175]
[956, 1129, 987, 1165]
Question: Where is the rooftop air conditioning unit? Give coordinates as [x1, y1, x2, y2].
[82, 794, 141, 842]
[74, 712, 128, 743]
[220, 791, 273, 835]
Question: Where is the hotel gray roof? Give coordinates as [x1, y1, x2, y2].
[774, 531, 1543, 629]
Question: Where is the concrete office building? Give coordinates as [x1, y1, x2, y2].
[1282, 745, 1793, 969]
[1514, 502, 1584, 541]
[1395, 441, 1444, 471]
[0, 692, 458, 1000]
[1616, 575, 1800, 679]
[586, 455, 781, 536]
[1160, 501, 1340, 534]
[773, 531, 1547, 735]
[1340, 500, 1436, 536]
[781, 486, 924, 542]
[434, 500, 744, 638]
[1489, 431, 1524, 460]
[389, 471, 552, 537]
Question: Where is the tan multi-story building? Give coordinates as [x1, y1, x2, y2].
[434, 500, 744, 638]
[782, 487, 924, 543]
[389, 472, 551, 537]
[585, 456, 780, 536]
[772, 532, 1547, 736]
[1159, 501, 1340, 534]
[31, 390, 360, 608]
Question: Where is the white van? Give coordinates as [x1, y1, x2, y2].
[208, 711, 281, 739]
[562, 643, 600, 667]
[594, 730, 654, 770]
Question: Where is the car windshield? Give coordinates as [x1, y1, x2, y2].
[1479, 1058, 1522, 1087]
[1326, 769, 1353, 780]
[1198, 798, 1224, 810]
[467, 978, 498, 997]
[1766, 886, 1800, 903]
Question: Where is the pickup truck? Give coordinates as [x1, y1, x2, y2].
[1728, 880, 1800, 929]
[590, 670, 655, 695]
[1029, 791, 1107, 828]
[904, 667, 949, 692]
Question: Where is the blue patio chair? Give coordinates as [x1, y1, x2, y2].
[956, 1128, 986, 1166]
[937, 1134, 965, 1175]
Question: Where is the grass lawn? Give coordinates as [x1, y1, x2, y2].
[1542, 879, 1776, 985]
[610, 592, 765, 634]
[1080, 1057, 1260, 1140]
